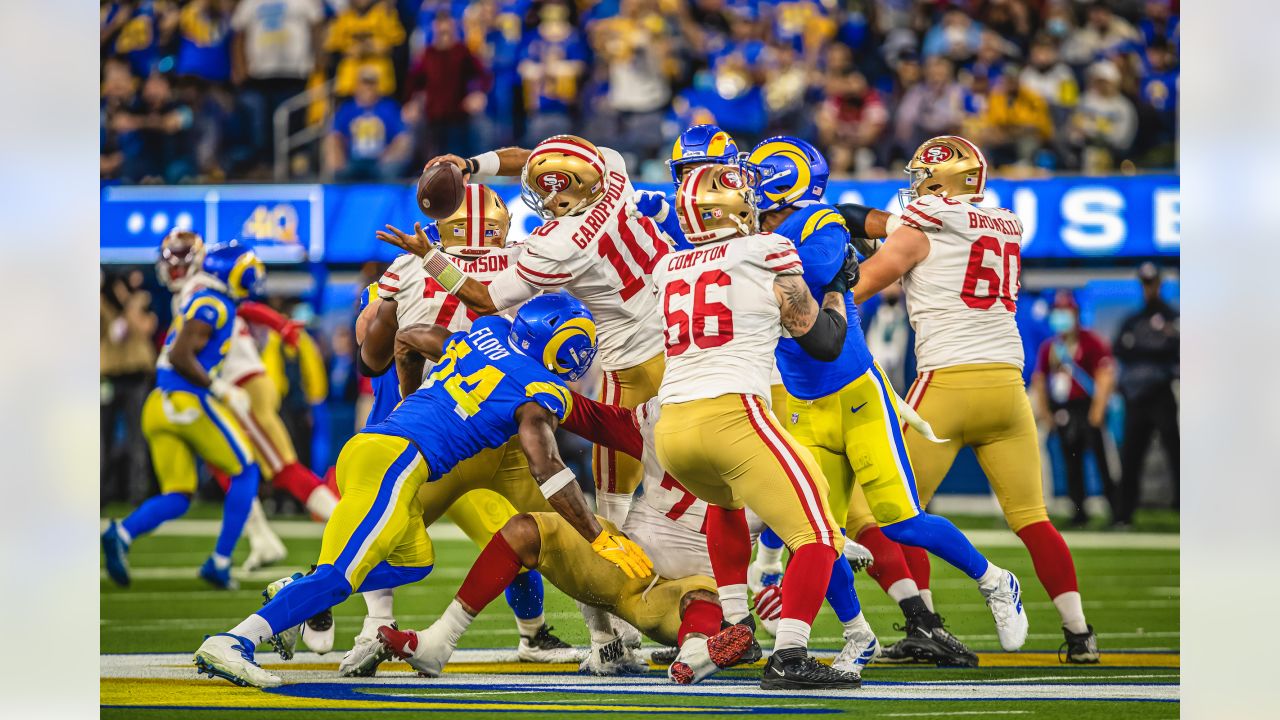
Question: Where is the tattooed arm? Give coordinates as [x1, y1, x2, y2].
[774, 274, 848, 361]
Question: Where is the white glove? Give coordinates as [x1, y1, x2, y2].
[625, 190, 670, 223]
[210, 378, 252, 417]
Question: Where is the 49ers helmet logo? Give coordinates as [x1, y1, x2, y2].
[919, 144, 955, 164]
[720, 169, 745, 189]
[536, 171, 571, 193]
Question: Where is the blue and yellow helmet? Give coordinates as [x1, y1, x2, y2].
[203, 241, 265, 300]
[509, 292, 598, 382]
[668, 124, 740, 185]
[745, 136, 830, 213]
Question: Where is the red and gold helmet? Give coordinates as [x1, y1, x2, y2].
[675, 164, 759, 244]
[521, 135, 608, 219]
[156, 228, 206, 290]
[902, 135, 988, 206]
[435, 184, 511, 257]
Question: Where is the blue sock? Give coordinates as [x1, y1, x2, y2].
[505, 570, 545, 620]
[357, 561, 433, 592]
[759, 527, 784, 549]
[882, 513, 989, 579]
[215, 464, 260, 558]
[258, 564, 352, 634]
[825, 530, 860, 622]
[121, 492, 191, 540]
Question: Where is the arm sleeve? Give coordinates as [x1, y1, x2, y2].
[511, 239, 576, 289]
[559, 391, 644, 460]
[236, 300, 290, 332]
[487, 265, 542, 311]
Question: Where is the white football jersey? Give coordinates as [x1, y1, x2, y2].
[165, 273, 265, 384]
[487, 146, 671, 371]
[631, 397, 708, 535]
[655, 233, 803, 405]
[899, 194, 1026, 372]
[378, 246, 524, 331]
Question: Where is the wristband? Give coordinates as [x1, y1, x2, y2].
[422, 248, 466, 294]
[540, 467, 577, 499]
[469, 151, 500, 178]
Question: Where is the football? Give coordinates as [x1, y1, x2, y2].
[416, 161, 465, 220]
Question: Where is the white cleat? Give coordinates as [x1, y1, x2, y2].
[981, 570, 1029, 651]
[580, 636, 649, 676]
[302, 615, 335, 654]
[832, 619, 880, 678]
[516, 624, 585, 663]
[378, 622, 455, 678]
[194, 633, 282, 688]
[843, 539, 875, 572]
[262, 574, 302, 660]
[339, 617, 396, 677]
[747, 559, 784, 595]
[242, 533, 288, 572]
[612, 617, 644, 651]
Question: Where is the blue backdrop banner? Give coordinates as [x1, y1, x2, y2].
[102, 175, 1178, 264]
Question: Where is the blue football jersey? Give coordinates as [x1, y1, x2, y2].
[363, 315, 573, 480]
[156, 288, 237, 394]
[772, 203, 876, 400]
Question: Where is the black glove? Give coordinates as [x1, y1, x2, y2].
[823, 243, 861, 295]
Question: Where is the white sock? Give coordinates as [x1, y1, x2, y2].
[363, 588, 394, 618]
[115, 524, 133, 546]
[886, 578, 920, 604]
[841, 612, 870, 638]
[595, 491, 633, 526]
[228, 613, 274, 645]
[977, 561, 1004, 590]
[920, 589, 935, 613]
[576, 601, 617, 644]
[244, 500, 272, 546]
[1053, 591, 1089, 634]
[439, 600, 475, 646]
[515, 614, 545, 638]
[756, 539, 784, 569]
[718, 583, 750, 623]
[774, 618, 812, 651]
[305, 486, 340, 520]
[212, 553, 232, 570]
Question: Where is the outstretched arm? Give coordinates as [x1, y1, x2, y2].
[393, 323, 450, 398]
[561, 391, 643, 460]
[375, 222, 510, 315]
[852, 225, 930, 304]
[426, 147, 531, 180]
[775, 274, 847, 362]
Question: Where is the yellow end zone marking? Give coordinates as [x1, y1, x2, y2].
[101, 678, 706, 713]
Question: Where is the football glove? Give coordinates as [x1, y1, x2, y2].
[753, 584, 783, 622]
[625, 190, 671, 223]
[591, 530, 654, 579]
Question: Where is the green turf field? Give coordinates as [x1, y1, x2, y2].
[101, 508, 1179, 718]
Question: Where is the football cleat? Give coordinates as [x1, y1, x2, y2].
[747, 559, 784, 595]
[613, 617, 644, 651]
[843, 539, 875, 573]
[200, 556, 238, 590]
[760, 648, 861, 690]
[242, 531, 288, 572]
[727, 615, 764, 667]
[194, 633, 282, 688]
[650, 646, 680, 666]
[262, 573, 304, 659]
[831, 619, 879, 678]
[517, 624, 583, 663]
[1060, 625, 1100, 664]
[340, 617, 395, 677]
[101, 521, 131, 588]
[878, 614, 978, 667]
[302, 609, 335, 654]
[980, 570, 1029, 651]
[669, 623, 755, 685]
[378, 623, 454, 678]
[579, 636, 649, 676]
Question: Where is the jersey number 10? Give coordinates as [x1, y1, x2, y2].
[663, 270, 735, 356]
[961, 236, 1021, 312]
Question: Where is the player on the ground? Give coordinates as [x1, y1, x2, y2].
[842, 134, 1099, 663]
[380, 135, 670, 528]
[743, 136, 1027, 661]
[652, 164, 862, 690]
[101, 242, 266, 590]
[337, 186, 577, 675]
[193, 294, 652, 689]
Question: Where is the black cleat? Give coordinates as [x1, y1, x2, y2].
[878, 614, 978, 668]
[517, 624, 581, 663]
[761, 648, 861, 690]
[306, 608, 334, 633]
[1060, 625, 1100, 664]
[722, 615, 763, 666]
[650, 646, 680, 666]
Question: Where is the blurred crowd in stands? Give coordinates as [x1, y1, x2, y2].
[101, 0, 1179, 184]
